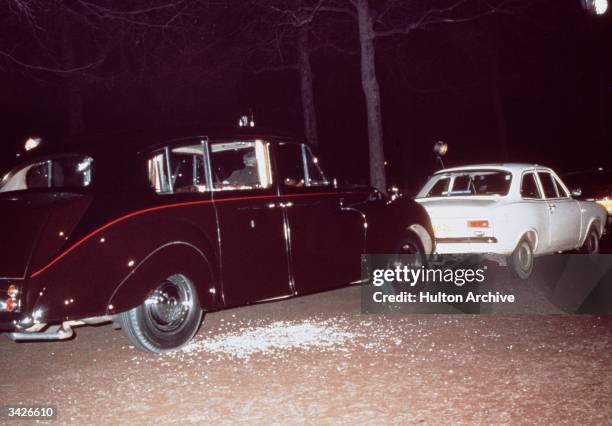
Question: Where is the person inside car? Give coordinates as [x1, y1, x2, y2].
[225, 150, 259, 186]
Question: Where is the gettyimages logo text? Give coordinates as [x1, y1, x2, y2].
[371, 265, 487, 287]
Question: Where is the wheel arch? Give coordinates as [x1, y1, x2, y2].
[407, 223, 434, 255]
[514, 229, 539, 253]
[361, 197, 434, 253]
[583, 218, 602, 244]
[107, 241, 218, 315]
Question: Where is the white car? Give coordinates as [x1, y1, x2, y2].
[415, 164, 607, 278]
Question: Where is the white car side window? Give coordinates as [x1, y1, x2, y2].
[520, 172, 542, 199]
[552, 175, 570, 198]
[538, 172, 559, 199]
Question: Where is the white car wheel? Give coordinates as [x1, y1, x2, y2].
[508, 238, 534, 280]
[580, 227, 600, 255]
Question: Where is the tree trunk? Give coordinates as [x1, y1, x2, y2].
[356, 0, 386, 192]
[297, 25, 319, 148]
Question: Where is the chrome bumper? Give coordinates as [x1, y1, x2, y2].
[436, 237, 498, 244]
[6, 324, 74, 341]
[4, 315, 116, 341]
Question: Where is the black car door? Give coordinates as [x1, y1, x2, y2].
[275, 142, 364, 295]
[209, 140, 292, 306]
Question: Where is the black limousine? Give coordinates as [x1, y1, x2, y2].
[0, 133, 434, 352]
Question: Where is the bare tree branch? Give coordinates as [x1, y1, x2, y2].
[374, 0, 522, 38]
[0, 49, 103, 74]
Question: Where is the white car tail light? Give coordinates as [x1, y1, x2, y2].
[467, 220, 489, 228]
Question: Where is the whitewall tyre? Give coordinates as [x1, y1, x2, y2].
[119, 274, 203, 353]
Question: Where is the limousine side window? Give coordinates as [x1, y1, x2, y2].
[170, 144, 208, 193]
[303, 145, 328, 186]
[148, 149, 172, 194]
[147, 142, 208, 194]
[277, 142, 328, 187]
[277, 143, 305, 187]
[209, 140, 272, 191]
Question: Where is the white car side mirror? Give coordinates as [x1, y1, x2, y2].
[571, 188, 582, 197]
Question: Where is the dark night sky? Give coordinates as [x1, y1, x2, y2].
[0, 0, 610, 191]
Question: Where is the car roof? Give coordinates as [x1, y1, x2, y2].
[10, 127, 303, 164]
[146, 132, 303, 153]
[434, 163, 549, 174]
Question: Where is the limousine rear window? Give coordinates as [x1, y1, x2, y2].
[148, 142, 211, 194]
[146, 140, 273, 194]
[209, 140, 272, 191]
[0, 155, 93, 193]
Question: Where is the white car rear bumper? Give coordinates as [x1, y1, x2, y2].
[434, 237, 511, 255]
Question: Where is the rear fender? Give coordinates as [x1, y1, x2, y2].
[25, 216, 220, 324]
[580, 218, 602, 246]
[107, 242, 217, 314]
[512, 229, 539, 254]
[358, 197, 434, 253]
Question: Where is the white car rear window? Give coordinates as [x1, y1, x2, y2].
[423, 170, 512, 198]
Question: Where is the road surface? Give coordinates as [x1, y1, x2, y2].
[2, 282, 611, 425]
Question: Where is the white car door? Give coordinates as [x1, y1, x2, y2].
[519, 171, 551, 252]
[537, 171, 581, 250]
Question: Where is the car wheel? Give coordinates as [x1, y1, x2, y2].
[580, 226, 600, 255]
[119, 274, 203, 353]
[379, 232, 427, 310]
[392, 232, 427, 269]
[507, 238, 534, 280]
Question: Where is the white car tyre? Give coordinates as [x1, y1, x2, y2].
[507, 238, 534, 280]
[580, 226, 600, 255]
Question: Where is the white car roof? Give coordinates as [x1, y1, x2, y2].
[434, 163, 551, 175]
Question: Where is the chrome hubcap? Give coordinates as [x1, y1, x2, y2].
[145, 277, 193, 332]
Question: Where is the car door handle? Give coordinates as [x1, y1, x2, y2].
[548, 203, 556, 211]
[279, 201, 293, 208]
